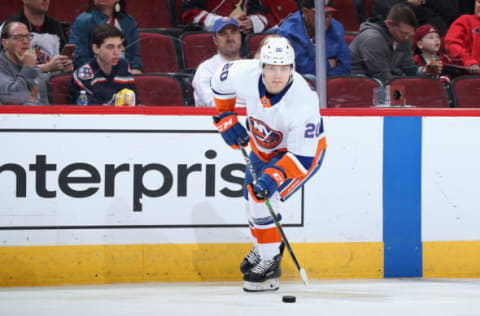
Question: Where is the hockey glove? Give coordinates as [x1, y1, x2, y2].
[251, 167, 286, 200]
[213, 112, 249, 149]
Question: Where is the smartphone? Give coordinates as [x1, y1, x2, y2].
[61, 44, 75, 58]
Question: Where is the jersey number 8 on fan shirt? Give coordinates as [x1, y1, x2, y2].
[220, 62, 232, 81]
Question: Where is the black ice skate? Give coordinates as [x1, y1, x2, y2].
[240, 246, 261, 274]
[242, 247, 284, 292]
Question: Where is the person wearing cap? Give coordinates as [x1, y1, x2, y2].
[350, 3, 441, 84]
[445, 0, 480, 75]
[192, 17, 245, 107]
[275, 0, 350, 78]
[412, 24, 458, 84]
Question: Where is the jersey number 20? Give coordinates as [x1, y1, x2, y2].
[304, 120, 323, 138]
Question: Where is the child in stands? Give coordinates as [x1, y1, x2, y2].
[412, 24, 459, 84]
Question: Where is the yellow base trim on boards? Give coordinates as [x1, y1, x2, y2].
[423, 241, 480, 278]
[0, 242, 383, 287]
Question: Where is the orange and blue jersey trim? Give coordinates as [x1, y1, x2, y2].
[213, 97, 236, 113]
[212, 87, 236, 113]
[250, 214, 283, 244]
[276, 152, 310, 179]
[243, 137, 327, 202]
[249, 137, 287, 162]
[260, 96, 272, 108]
[279, 137, 327, 201]
[256, 226, 282, 244]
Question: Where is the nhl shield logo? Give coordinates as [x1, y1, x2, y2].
[248, 117, 283, 149]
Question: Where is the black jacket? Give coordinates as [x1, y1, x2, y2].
[69, 58, 138, 105]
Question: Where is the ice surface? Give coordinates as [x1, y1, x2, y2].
[0, 279, 478, 316]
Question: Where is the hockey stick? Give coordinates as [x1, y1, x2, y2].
[238, 142, 309, 287]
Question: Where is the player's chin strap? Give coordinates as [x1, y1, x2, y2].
[237, 137, 309, 287]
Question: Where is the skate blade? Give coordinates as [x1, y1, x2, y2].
[243, 279, 279, 292]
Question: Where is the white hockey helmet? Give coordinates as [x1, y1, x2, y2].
[260, 36, 295, 69]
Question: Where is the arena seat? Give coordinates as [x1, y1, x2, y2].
[364, 0, 373, 18]
[388, 77, 450, 108]
[452, 76, 480, 108]
[245, 33, 268, 58]
[134, 74, 187, 106]
[344, 32, 356, 46]
[327, 76, 381, 108]
[127, 0, 176, 28]
[46, 1, 177, 27]
[139, 31, 181, 73]
[49, 73, 72, 105]
[174, 0, 183, 26]
[331, 0, 360, 32]
[172, 72, 195, 106]
[47, 3, 83, 24]
[180, 32, 217, 72]
[0, 1, 22, 22]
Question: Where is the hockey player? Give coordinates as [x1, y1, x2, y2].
[69, 23, 138, 106]
[212, 36, 326, 292]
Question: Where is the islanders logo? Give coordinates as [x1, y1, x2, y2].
[248, 118, 283, 149]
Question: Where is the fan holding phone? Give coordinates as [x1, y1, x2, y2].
[0, 0, 74, 74]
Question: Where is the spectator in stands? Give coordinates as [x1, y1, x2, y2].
[444, 0, 480, 75]
[354, 0, 367, 23]
[192, 17, 244, 107]
[458, 0, 475, 15]
[181, 0, 268, 34]
[0, 22, 49, 105]
[69, 23, 138, 105]
[412, 24, 459, 84]
[69, 0, 142, 73]
[372, 0, 402, 17]
[373, 0, 458, 34]
[402, 0, 448, 36]
[425, 0, 459, 29]
[1, 0, 74, 74]
[276, 0, 351, 77]
[350, 3, 441, 84]
[259, 0, 299, 30]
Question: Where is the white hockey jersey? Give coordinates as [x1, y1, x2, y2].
[211, 59, 326, 193]
[193, 54, 246, 107]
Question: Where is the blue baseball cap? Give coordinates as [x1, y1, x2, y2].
[213, 17, 239, 34]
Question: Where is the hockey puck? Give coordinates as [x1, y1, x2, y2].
[282, 295, 296, 303]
